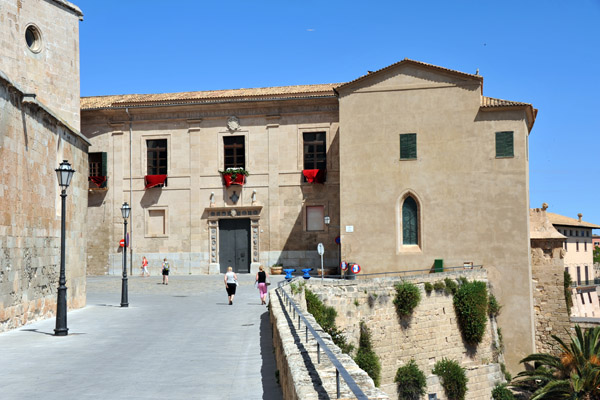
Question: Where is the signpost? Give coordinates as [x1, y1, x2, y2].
[317, 243, 324, 282]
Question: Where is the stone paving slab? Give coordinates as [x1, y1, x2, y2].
[0, 274, 284, 400]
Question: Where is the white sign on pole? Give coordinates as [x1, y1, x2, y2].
[317, 243, 324, 282]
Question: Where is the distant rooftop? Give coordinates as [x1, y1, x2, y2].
[547, 212, 600, 229]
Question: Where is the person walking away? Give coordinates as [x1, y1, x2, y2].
[224, 266, 238, 305]
[162, 258, 170, 284]
[141, 256, 149, 277]
[255, 265, 269, 305]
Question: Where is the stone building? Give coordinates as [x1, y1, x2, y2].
[548, 211, 600, 318]
[81, 59, 536, 370]
[0, 0, 89, 332]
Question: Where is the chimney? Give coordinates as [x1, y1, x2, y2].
[578, 213, 583, 222]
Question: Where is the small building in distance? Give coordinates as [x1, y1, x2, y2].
[547, 212, 600, 318]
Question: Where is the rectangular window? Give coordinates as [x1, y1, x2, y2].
[577, 266, 581, 285]
[306, 206, 324, 231]
[589, 292, 593, 303]
[147, 139, 167, 175]
[576, 230, 579, 237]
[89, 152, 106, 176]
[585, 266, 589, 283]
[303, 132, 326, 170]
[564, 241, 568, 251]
[223, 136, 245, 169]
[400, 133, 417, 160]
[577, 241, 580, 251]
[570, 230, 573, 236]
[585, 242, 587, 252]
[495, 131, 514, 158]
[581, 293, 586, 304]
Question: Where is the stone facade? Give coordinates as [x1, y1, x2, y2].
[0, 0, 88, 333]
[529, 208, 572, 355]
[297, 269, 505, 400]
[336, 61, 537, 372]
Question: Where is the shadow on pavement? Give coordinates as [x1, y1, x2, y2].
[260, 310, 284, 400]
[19, 329, 86, 336]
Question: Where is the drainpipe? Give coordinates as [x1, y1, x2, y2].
[125, 108, 133, 275]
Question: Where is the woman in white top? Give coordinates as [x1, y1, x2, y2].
[224, 266, 238, 305]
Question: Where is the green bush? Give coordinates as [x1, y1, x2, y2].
[491, 383, 515, 400]
[393, 281, 421, 317]
[432, 358, 468, 400]
[394, 359, 426, 400]
[354, 322, 381, 387]
[444, 278, 458, 295]
[433, 281, 446, 292]
[305, 289, 354, 354]
[488, 294, 501, 317]
[500, 362, 511, 382]
[564, 270, 573, 315]
[424, 282, 433, 294]
[458, 276, 468, 285]
[453, 280, 488, 344]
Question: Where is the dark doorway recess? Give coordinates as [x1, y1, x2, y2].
[219, 218, 250, 273]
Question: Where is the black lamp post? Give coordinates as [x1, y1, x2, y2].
[120, 202, 131, 307]
[54, 160, 75, 336]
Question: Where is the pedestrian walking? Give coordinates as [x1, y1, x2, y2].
[255, 265, 269, 305]
[141, 256, 150, 277]
[224, 266, 238, 305]
[162, 258, 170, 285]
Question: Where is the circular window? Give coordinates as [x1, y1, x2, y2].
[25, 25, 42, 53]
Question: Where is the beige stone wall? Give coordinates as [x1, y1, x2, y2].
[0, 79, 88, 332]
[81, 100, 341, 275]
[337, 63, 534, 372]
[302, 270, 505, 400]
[0, 0, 82, 128]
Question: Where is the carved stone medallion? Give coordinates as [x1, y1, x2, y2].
[227, 116, 240, 131]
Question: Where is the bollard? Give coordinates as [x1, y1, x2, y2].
[298, 314, 301, 329]
[305, 325, 308, 343]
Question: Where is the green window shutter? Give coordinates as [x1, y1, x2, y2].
[400, 133, 417, 159]
[495, 131, 514, 158]
[101, 152, 108, 176]
[402, 196, 418, 245]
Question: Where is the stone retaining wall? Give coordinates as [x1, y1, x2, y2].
[269, 284, 389, 399]
[298, 269, 505, 399]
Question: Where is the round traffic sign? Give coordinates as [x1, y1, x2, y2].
[119, 239, 125, 247]
[335, 236, 341, 245]
[340, 261, 348, 271]
[351, 264, 361, 274]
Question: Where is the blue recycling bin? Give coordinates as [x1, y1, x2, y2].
[283, 268, 296, 281]
[302, 268, 313, 279]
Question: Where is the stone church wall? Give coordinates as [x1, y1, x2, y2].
[0, 76, 89, 333]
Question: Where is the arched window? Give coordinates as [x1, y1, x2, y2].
[402, 196, 418, 245]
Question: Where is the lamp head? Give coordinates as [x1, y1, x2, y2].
[55, 160, 75, 189]
[324, 216, 331, 225]
[121, 202, 131, 219]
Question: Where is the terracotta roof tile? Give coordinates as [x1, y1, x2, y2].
[547, 212, 600, 229]
[81, 84, 339, 110]
[481, 96, 531, 108]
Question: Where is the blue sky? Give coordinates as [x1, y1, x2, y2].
[77, 0, 600, 227]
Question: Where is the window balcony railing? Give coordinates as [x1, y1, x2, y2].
[571, 278, 600, 288]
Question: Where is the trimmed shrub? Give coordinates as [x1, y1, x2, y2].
[305, 289, 354, 354]
[393, 281, 421, 317]
[491, 383, 515, 400]
[433, 281, 446, 292]
[432, 358, 468, 400]
[394, 359, 426, 400]
[444, 278, 458, 295]
[424, 282, 433, 294]
[354, 322, 381, 387]
[453, 280, 488, 344]
[488, 294, 501, 317]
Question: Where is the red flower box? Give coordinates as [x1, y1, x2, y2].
[302, 169, 326, 184]
[145, 174, 168, 189]
[222, 173, 246, 187]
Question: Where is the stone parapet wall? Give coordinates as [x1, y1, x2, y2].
[270, 284, 389, 399]
[302, 269, 505, 399]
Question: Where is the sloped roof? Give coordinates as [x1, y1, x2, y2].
[530, 208, 566, 239]
[334, 58, 482, 93]
[81, 83, 339, 110]
[51, 0, 83, 19]
[481, 96, 538, 132]
[547, 212, 600, 229]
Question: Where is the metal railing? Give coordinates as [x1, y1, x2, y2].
[571, 278, 600, 288]
[276, 278, 368, 400]
[288, 265, 483, 281]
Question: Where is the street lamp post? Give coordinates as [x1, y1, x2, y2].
[54, 160, 75, 336]
[120, 202, 131, 307]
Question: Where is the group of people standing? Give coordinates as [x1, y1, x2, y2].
[140, 256, 170, 284]
[224, 265, 270, 305]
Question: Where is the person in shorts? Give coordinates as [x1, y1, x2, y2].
[161, 258, 170, 285]
[224, 266, 238, 305]
[141, 256, 149, 277]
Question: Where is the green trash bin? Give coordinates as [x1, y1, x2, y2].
[434, 259, 444, 273]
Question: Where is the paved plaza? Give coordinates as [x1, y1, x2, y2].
[0, 274, 285, 400]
